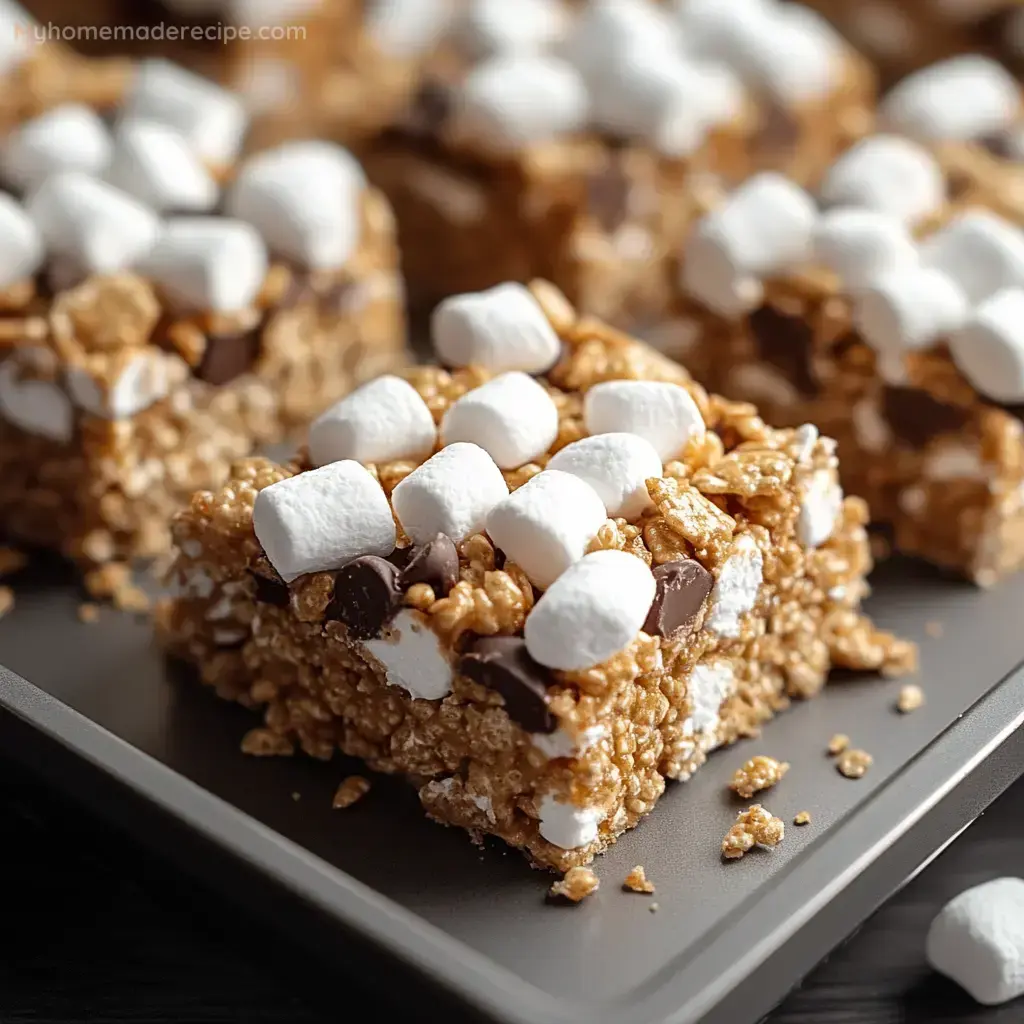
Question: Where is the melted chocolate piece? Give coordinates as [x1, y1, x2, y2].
[882, 386, 969, 449]
[642, 559, 714, 639]
[196, 329, 261, 386]
[325, 556, 403, 639]
[400, 534, 459, 597]
[460, 636, 555, 734]
[248, 569, 290, 608]
[748, 306, 820, 397]
[586, 161, 632, 235]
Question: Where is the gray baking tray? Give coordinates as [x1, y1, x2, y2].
[0, 555, 1022, 1024]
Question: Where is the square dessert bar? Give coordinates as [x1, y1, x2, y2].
[363, 0, 873, 321]
[159, 280, 912, 871]
[657, 129, 1024, 584]
[0, 58, 404, 565]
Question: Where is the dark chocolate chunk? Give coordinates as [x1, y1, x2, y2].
[978, 130, 1015, 160]
[748, 306, 820, 397]
[196, 329, 261, 386]
[642, 559, 714, 639]
[248, 569, 290, 608]
[1002, 402, 1024, 425]
[325, 556, 403, 639]
[400, 534, 459, 596]
[460, 636, 555, 734]
[586, 161, 632, 235]
[405, 79, 453, 135]
[882, 386, 969, 449]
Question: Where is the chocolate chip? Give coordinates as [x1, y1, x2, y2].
[404, 79, 453, 135]
[459, 636, 555, 734]
[325, 556, 403, 639]
[748, 306, 820, 397]
[587, 161, 631, 235]
[248, 569, 290, 608]
[400, 534, 459, 597]
[882, 386, 969, 449]
[196, 329, 261, 385]
[643, 559, 714, 639]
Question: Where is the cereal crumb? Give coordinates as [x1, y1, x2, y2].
[240, 727, 294, 757]
[84, 562, 131, 599]
[77, 603, 100, 623]
[0, 547, 27, 576]
[623, 865, 655, 894]
[837, 749, 873, 779]
[728, 755, 790, 799]
[827, 733, 850, 756]
[924, 620, 943, 638]
[291, 792, 301, 802]
[0, 586, 13, 619]
[722, 804, 785, 860]
[794, 811, 812, 826]
[333, 775, 371, 809]
[549, 866, 600, 902]
[114, 584, 151, 614]
[897, 684, 925, 713]
[648, 902, 659, 913]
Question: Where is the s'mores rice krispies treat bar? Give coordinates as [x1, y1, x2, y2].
[0, 58, 404, 565]
[363, 0, 873, 321]
[654, 122, 1024, 584]
[159, 280, 913, 872]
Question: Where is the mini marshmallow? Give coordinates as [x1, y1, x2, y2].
[310, 375, 436, 467]
[0, 192, 43, 289]
[949, 289, 1024, 403]
[546, 432, 662, 519]
[537, 794, 604, 850]
[563, 0, 677, 84]
[0, 349, 73, 443]
[926, 877, 1024, 1005]
[136, 217, 267, 313]
[452, 54, 588, 153]
[391, 442, 509, 544]
[65, 350, 185, 419]
[880, 55, 1019, 142]
[814, 208, 919, 291]
[524, 548, 657, 670]
[486, 470, 606, 589]
[674, 0, 774, 65]
[685, 659, 736, 737]
[797, 469, 843, 548]
[366, 0, 454, 57]
[819, 135, 945, 225]
[122, 59, 248, 165]
[921, 211, 1024, 306]
[703, 533, 763, 637]
[252, 460, 396, 582]
[584, 379, 705, 461]
[225, 140, 364, 271]
[440, 372, 558, 469]
[432, 283, 561, 374]
[363, 609, 453, 701]
[105, 119, 219, 213]
[532, 723, 607, 760]
[26, 172, 160, 277]
[1, 105, 111, 193]
[457, 0, 566, 57]
[854, 267, 969, 358]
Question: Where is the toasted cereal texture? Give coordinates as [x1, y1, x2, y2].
[550, 867, 600, 903]
[722, 804, 785, 860]
[728, 755, 790, 800]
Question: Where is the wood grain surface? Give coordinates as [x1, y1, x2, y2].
[1, 756, 1021, 1024]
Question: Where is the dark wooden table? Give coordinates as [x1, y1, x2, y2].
[1, 757, 1021, 1024]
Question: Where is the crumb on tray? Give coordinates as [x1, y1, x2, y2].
[550, 866, 600, 903]
[77, 603, 100, 623]
[837, 749, 873, 779]
[623, 865, 655, 894]
[333, 775, 371, 809]
[721, 804, 785, 860]
[794, 811, 812, 826]
[897, 684, 925, 713]
[240, 727, 295, 757]
[728, 755, 789, 799]
[827, 733, 850, 756]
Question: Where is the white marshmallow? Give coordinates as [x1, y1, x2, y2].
[136, 217, 267, 313]
[921, 211, 1024, 306]
[252, 460, 396, 583]
[0, 349, 73, 443]
[486, 470, 606, 589]
[681, 224, 765, 318]
[854, 267, 969, 358]
[432, 283, 561, 374]
[880, 55, 1019, 142]
[532, 723, 607, 760]
[524, 548, 656, 669]
[813, 208, 919, 291]
[65, 350, 184, 419]
[26, 172, 160, 277]
[819, 135, 945, 225]
[674, 0, 774, 65]
[685, 659, 735, 736]
[546, 432, 662, 520]
[797, 469, 843, 548]
[926, 877, 1024, 1006]
[440, 372, 558, 470]
[949, 289, 1024, 403]
[1, 105, 112, 193]
[452, 54, 588, 153]
[122, 59, 248, 165]
[563, 0, 677, 84]
[537, 793, 604, 850]
[703, 533, 763, 637]
[0, 192, 43, 289]
[226, 140, 364, 271]
[457, 0, 566, 57]
[105, 119, 219, 213]
[310, 375, 436, 467]
[391, 442, 509, 544]
[366, 0, 454, 56]
[362, 609, 453, 701]
[584, 380, 705, 461]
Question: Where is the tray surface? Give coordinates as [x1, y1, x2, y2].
[1, 556, 1023, 1024]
